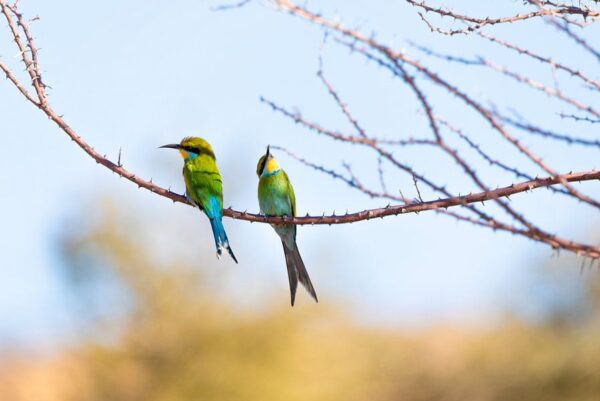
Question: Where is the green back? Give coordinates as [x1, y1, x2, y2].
[183, 154, 223, 213]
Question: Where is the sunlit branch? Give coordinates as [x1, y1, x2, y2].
[1, 0, 599, 259]
[406, 0, 599, 35]
[269, 0, 600, 258]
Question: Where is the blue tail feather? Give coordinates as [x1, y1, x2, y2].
[206, 197, 237, 263]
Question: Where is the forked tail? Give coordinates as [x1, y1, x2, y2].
[282, 241, 318, 306]
[209, 216, 238, 263]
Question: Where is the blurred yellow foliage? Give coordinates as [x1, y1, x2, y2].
[1, 202, 599, 401]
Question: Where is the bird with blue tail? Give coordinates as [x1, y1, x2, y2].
[257, 146, 318, 306]
[160, 137, 237, 263]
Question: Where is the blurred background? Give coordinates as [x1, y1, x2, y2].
[0, 1, 598, 400]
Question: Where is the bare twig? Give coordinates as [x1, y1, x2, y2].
[211, 0, 253, 12]
[2, 0, 599, 260]
[406, 0, 599, 34]
[269, 0, 600, 258]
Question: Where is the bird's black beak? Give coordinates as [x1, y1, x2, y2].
[266, 145, 271, 158]
[159, 144, 181, 150]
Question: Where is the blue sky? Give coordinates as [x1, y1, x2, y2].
[0, 0, 598, 349]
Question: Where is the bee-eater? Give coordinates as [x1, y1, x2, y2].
[160, 137, 237, 263]
[257, 146, 317, 306]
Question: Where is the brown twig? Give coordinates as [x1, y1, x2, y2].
[1, 0, 600, 259]
[269, 0, 600, 258]
[406, 0, 599, 34]
[337, 38, 600, 211]
[476, 31, 600, 91]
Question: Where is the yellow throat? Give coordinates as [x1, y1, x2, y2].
[264, 157, 281, 175]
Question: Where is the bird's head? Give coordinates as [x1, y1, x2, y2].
[256, 145, 281, 177]
[159, 136, 216, 161]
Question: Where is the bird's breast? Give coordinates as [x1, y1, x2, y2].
[259, 175, 291, 216]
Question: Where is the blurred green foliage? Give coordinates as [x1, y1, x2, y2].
[1, 202, 599, 401]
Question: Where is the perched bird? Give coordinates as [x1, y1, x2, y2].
[257, 146, 317, 306]
[160, 137, 237, 263]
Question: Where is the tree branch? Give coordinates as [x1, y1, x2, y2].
[1, 0, 599, 259]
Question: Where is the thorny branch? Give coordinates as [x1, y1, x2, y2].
[268, 0, 600, 258]
[1, 0, 599, 259]
[407, 0, 600, 34]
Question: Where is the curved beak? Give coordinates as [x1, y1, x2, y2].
[159, 144, 181, 150]
[266, 145, 271, 158]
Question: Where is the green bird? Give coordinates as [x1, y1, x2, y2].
[160, 137, 237, 263]
[257, 146, 317, 306]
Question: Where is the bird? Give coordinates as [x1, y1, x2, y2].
[256, 146, 317, 306]
[160, 137, 237, 263]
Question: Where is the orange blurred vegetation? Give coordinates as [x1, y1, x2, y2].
[1, 202, 598, 401]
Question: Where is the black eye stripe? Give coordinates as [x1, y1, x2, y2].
[183, 146, 199, 154]
[259, 157, 267, 174]
[181, 144, 216, 159]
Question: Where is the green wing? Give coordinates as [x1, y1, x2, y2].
[283, 171, 296, 217]
[183, 155, 223, 214]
